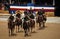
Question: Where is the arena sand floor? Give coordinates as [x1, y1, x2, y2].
[0, 17, 60, 39]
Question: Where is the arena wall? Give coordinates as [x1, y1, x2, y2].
[0, 10, 54, 17]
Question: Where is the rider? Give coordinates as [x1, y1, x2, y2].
[23, 9, 30, 36]
[29, 7, 35, 20]
[37, 8, 46, 28]
[16, 10, 22, 32]
[16, 10, 21, 19]
[41, 8, 46, 27]
[24, 9, 28, 15]
[28, 7, 35, 32]
[24, 9, 30, 21]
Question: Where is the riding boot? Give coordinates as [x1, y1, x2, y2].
[39, 23, 41, 29]
[11, 29, 13, 36]
[31, 28, 32, 33]
[43, 22, 45, 28]
[24, 29, 27, 37]
[18, 26, 20, 32]
[43, 24, 45, 27]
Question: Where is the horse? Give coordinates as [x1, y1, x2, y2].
[37, 15, 43, 29]
[28, 13, 35, 33]
[15, 17, 22, 32]
[8, 19, 15, 36]
[42, 14, 47, 27]
[23, 20, 30, 37]
[29, 19, 35, 32]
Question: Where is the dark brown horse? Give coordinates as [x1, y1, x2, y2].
[37, 15, 43, 29]
[8, 19, 15, 36]
[15, 18, 22, 32]
[30, 19, 35, 32]
[42, 14, 47, 27]
[23, 20, 30, 36]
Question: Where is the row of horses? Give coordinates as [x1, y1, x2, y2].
[8, 14, 47, 37]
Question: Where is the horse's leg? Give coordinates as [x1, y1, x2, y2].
[12, 28, 15, 35]
[31, 27, 33, 32]
[21, 22, 23, 28]
[16, 25, 19, 32]
[28, 27, 31, 35]
[43, 21, 45, 27]
[20, 24, 23, 31]
[16, 26, 17, 32]
[11, 28, 14, 36]
[27, 22, 30, 35]
[24, 29, 27, 37]
[11, 29, 13, 35]
[31, 25, 35, 32]
[33, 21, 35, 32]
[9, 29, 10, 36]
[18, 26, 20, 32]
[30, 22, 33, 32]
[26, 28, 29, 36]
[39, 22, 41, 29]
[28, 22, 31, 33]
[33, 24, 35, 32]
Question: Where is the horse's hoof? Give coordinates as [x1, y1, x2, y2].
[11, 34, 17, 36]
[24, 34, 27, 37]
[28, 34, 31, 36]
[18, 31, 23, 33]
[32, 31, 36, 33]
[39, 28, 42, 30]
[9, 35, 11, 37]
[43, 26, 45, 28]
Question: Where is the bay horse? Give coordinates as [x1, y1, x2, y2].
[15, 18, 22, 32]
[8, 19, 15, 36]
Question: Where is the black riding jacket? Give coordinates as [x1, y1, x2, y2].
[24, 10, 28, 15]
[29, 14, 34, 19]
[38, 10, 45, 15]
[24, 16, 29, 21]
[16, 13, 21, 18]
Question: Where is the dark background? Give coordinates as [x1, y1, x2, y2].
[55, 0, 60, 16]
[0, 0, 60, 16]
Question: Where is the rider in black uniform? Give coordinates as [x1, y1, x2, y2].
[24, 9, 28, 15]
[29, 7, 35, 19]
[23, 9, 30, 36]
[37, 8, 46, 27]
[16, 11, 21, 18]
[15, 11, 22, 32]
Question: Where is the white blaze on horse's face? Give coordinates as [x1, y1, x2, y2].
[12, 14, 15, 16]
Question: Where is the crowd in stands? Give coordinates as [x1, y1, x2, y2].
[0, 0, 54, 10]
